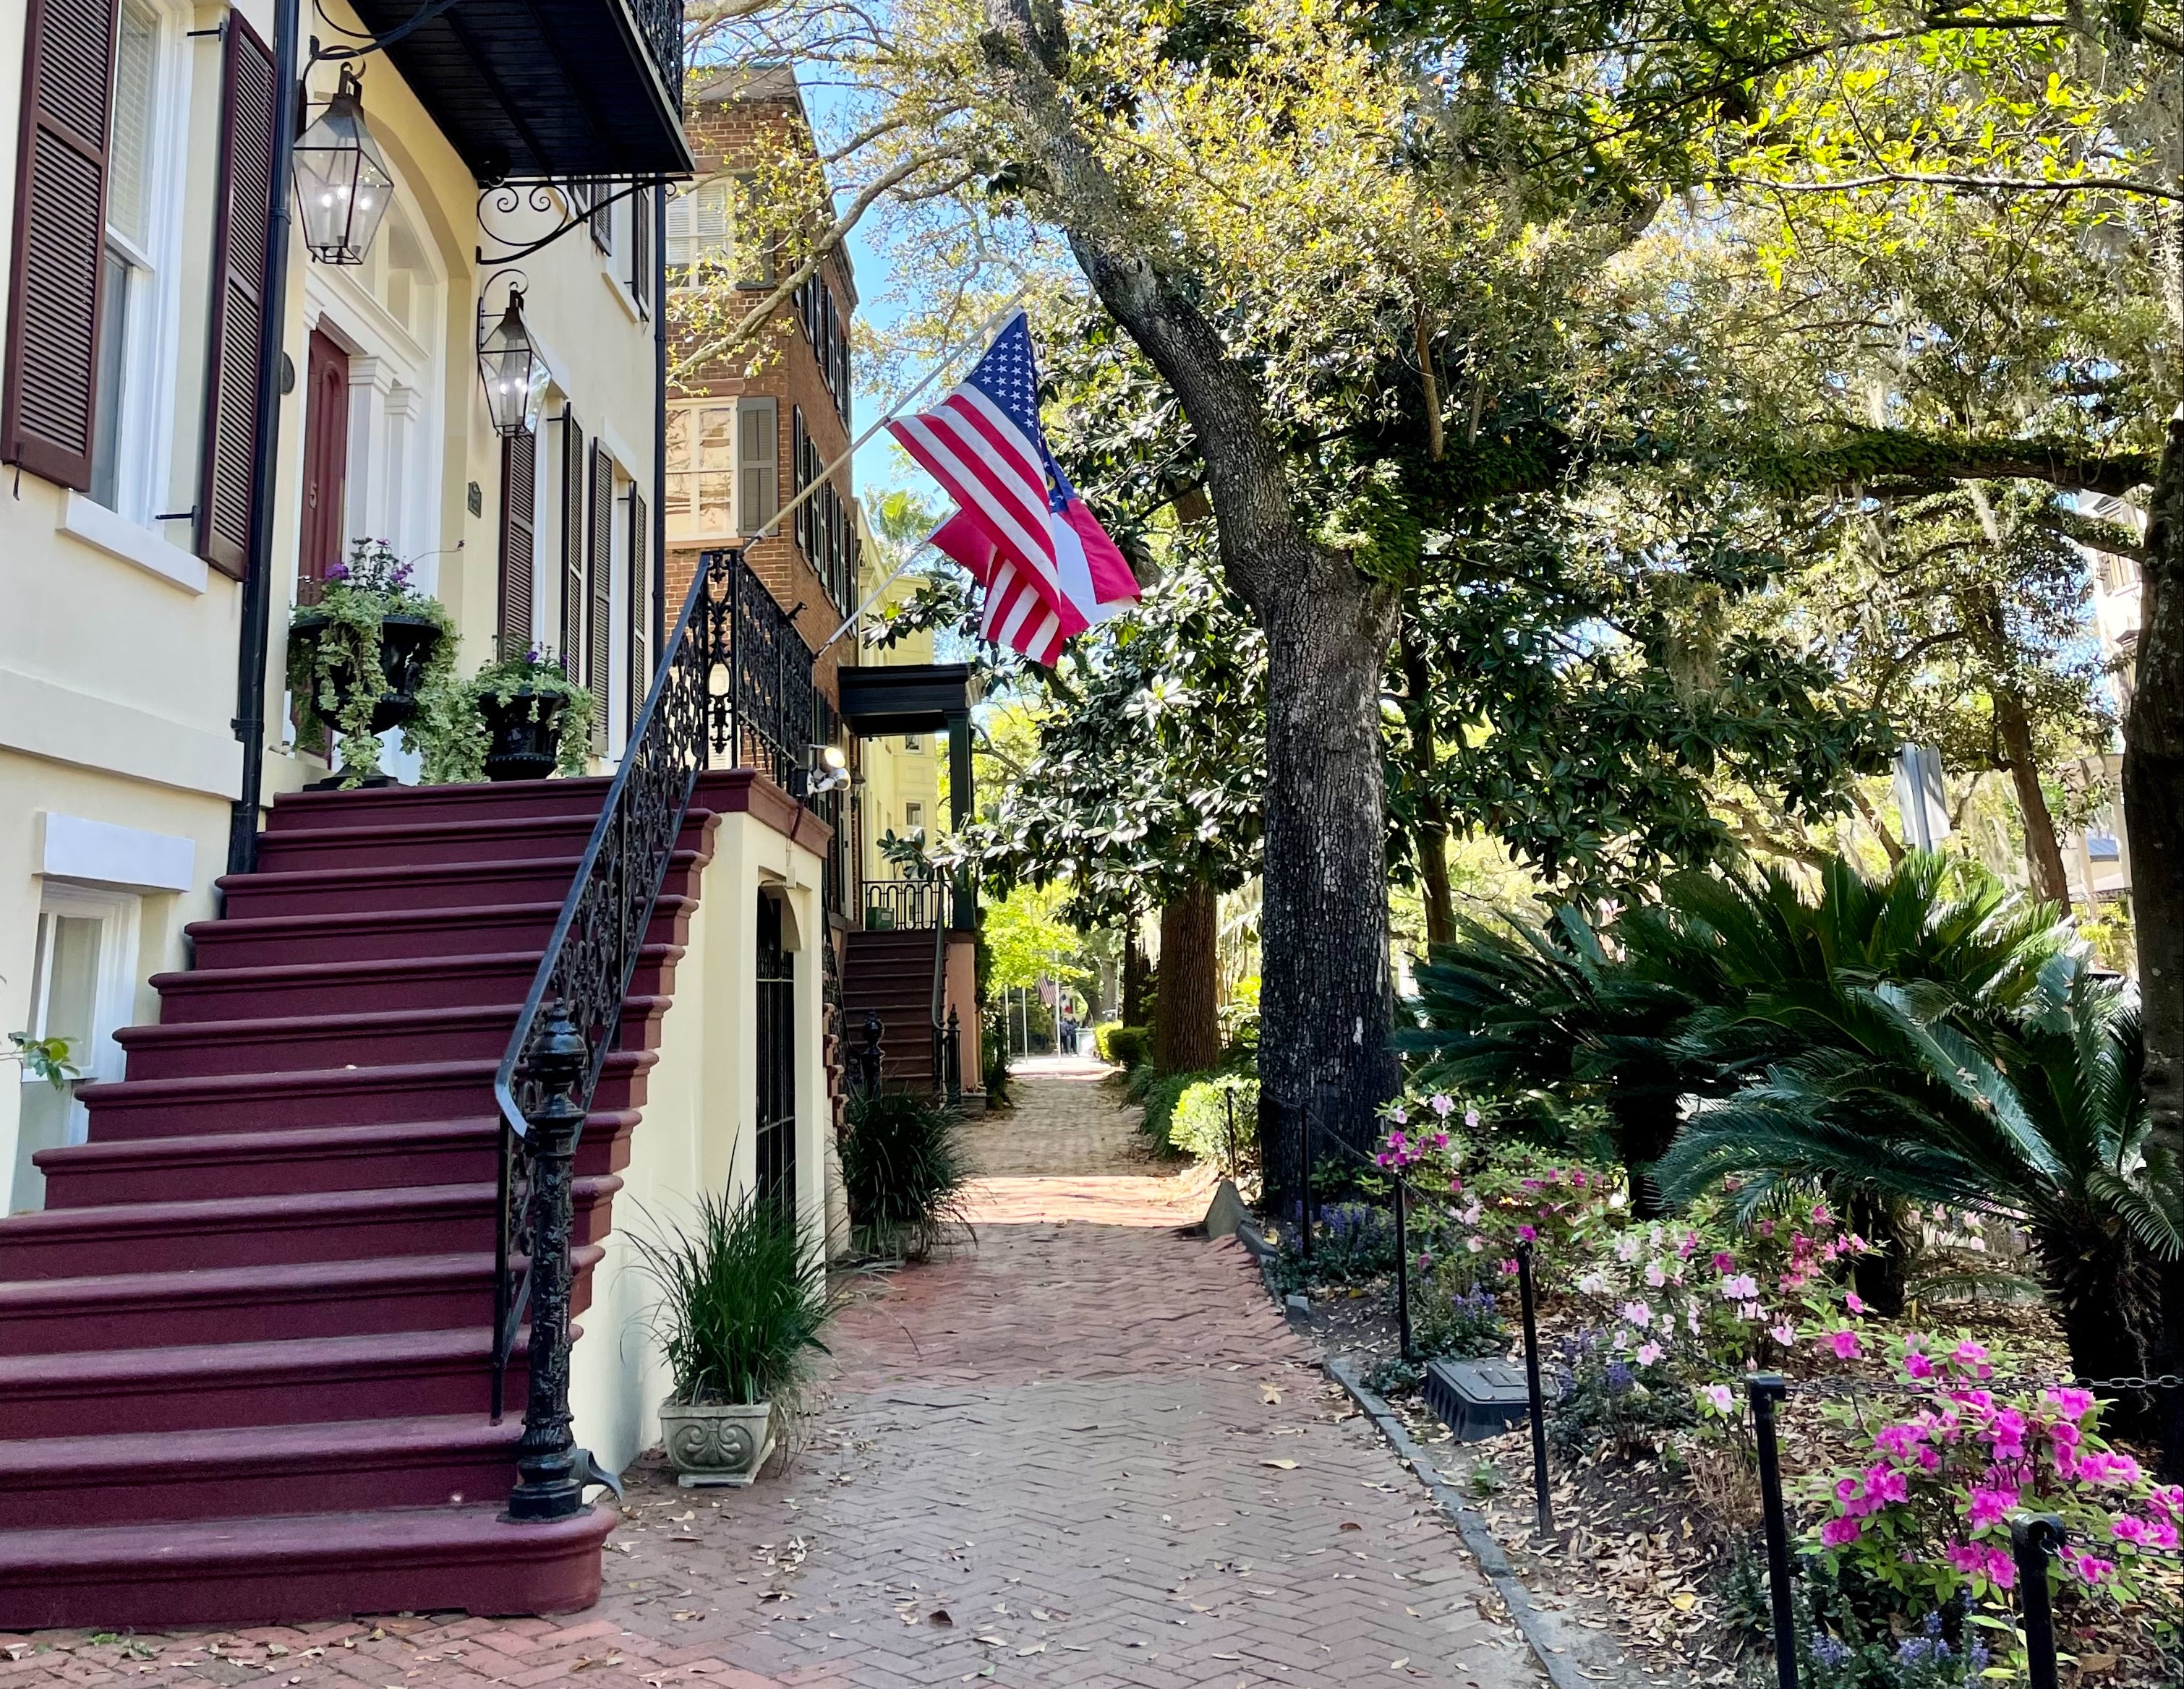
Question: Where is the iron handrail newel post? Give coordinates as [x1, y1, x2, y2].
[1747, 1372, 1799, 1689]
[503, 1005, 586, 1521]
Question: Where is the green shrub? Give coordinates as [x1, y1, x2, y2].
[840, 1087, 973, 1262]
[1099, 1024, 1152, 1068]
[1169, 1074, 1257, 1174]
[1138, 1072, 1195, 1151]
[982, 1009, 1012, 1108]
[1411, 1273, 1507, 1360]
[631, 1186, 833, 1407]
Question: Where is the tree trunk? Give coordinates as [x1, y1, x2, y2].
[1398, 619, 1456, 950]
[979, 0, 1404, 1220]
[1121, 920, 1151, 1028]
[2125, 407, 2184, 1476]
[1154, 878, 1221, 1073]
[1253, 570, 1404, 1206]
[1995, 685, 2073, 910]
[2041, 1224, 2166, 1440]
[1841, 1192, 1914, 1320]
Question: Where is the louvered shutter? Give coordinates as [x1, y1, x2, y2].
[193, 12, 276, 576]
[588, 442, 611, 753]
[498, 427, 536, 654]
[791, 406, 806, 560]
[628, 484, 649, 726]
[1, 0, 121, 489]
[589, 179, 610, 252]
[629, 189, 650, 314]
[560, 409, 585, 685]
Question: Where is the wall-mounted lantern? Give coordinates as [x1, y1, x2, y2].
[293, 66, 394, 265]
[478, 287, 550, 438]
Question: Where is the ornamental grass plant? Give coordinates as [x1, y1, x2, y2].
[631, 1186, 833, 1408]
[840, 1086, 973, 1263]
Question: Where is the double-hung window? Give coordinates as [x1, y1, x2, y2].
[90, 0, 166, 514]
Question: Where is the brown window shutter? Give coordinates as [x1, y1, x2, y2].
[498, 426, 536, 654]
[589, 179, 611, 252]
[628, 484, 649, 725]
[587, 442, 611, 753]
[560, 409, 585, 685]
[629, 189, 649, 314]
[193, 11, 276, 576]
[1, 0, 121, 490]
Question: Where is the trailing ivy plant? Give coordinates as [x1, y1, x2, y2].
[286, 539, 460, 787]
[423, 641, 596, 784]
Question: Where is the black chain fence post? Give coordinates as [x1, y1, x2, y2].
[1747, 1372, 1798, 1689]
[1394, 1176, 1413, 1361]
[1517, 1240, 1552, 1537]
[2011, 1513, 2064, 1689]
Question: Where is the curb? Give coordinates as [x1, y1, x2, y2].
[1326, 1356, 1590, 1689]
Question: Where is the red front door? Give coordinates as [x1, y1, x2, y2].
[298, 328, 349, 602]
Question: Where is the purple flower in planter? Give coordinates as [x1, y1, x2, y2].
[325, 560, 351, 582]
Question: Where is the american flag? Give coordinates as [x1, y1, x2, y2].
[889, 310, 1083, 657]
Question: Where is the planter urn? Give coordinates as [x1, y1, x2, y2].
[478, 689, 568, 782]
[659, 1398, 774, 1488]
[291, 610, 442, 735]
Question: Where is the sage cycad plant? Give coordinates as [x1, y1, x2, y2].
[631, 1187, 835, 1408]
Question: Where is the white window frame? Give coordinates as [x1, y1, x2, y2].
[665, 398, 738, 544]
[12, 884, 140, 1205]
[92, 0, 191, 530]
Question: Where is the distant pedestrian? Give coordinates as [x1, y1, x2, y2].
[1059, 1008, 1080, 1055]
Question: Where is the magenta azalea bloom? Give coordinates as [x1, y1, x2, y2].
[1946, 1542, 1984, 1575]
[1711, 1252, 1735, 1273]
[1825, 1327, 1863, 1360]
[1903, 1351, 1935, 1380]
[1819, 1515, 1861, 1548]
[2068, 1551, 2117, 1586]
[1518, 1223, 1537, 1243]
[2043, 1386, 2095, 1421]
[1966, 1487, 2018, 1530]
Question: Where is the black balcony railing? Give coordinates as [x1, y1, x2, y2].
[863, 878, 946, 930]
[491, 547, 824, 1512]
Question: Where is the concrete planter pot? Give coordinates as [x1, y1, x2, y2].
[659, 1398, 775, 1488]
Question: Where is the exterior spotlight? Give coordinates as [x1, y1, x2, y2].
[293, 66, 395, 265]
[479, 288, 550, 438]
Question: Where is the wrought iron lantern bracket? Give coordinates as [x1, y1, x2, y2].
[476, 177, 677, 268]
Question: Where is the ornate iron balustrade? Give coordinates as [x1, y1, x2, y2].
[862, 878, 945, 930]
[491, 547, 826, 1510]
[623, 0, 683, 107]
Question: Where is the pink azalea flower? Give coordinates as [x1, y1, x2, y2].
[1389, 1108, 1409, 1127]
[1712, 1252, 1736, 1273]
[1867, 1465, 1909, 1506]
[1811, 1202, 1833, 1226]
[1771, 1322, 1798, 1347]
[1825, 1327, 1862, 1360]
[1518, 1224, 1537, 1243]
[2148, 1484, 2184, 1523]
[1874, 1424, 1923, 1461]
[1966, 1487, 2018, 1530]
[1739, 1301, 1762, 1322]
[1498, 1258, 1519, 1277]
[1430, 1094, 1455, 1118]
[1946, 1542, 1984, 1575]
[2146, 1518, 2179, 1551]
[2069, 1551, 2117, 1586]
[1845, 1292, 1867, 1314]
[1984, 1546, 2016, 1589]
[1819, 1515, 1861, 1548]
[1463, 1108, 1480, 1129]
[2113, 1516, 2151, 1545]
[1645, 1262, 1667, 1288]
[2042, 1386, 2095, 1422]
[1637, 1342, 1663, 1367]
[1700, 1384, 1735, 1414]
[1918, 1447, 1941, 1471]
[1621, 1300, 1654, 1330]
[1903, 1352, 1935, 1380]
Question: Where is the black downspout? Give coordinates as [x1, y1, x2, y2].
[226, 0, 301, 875]
[652, 181, 667, 666]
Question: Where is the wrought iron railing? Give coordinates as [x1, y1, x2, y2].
[621, 0, 683, 106]
[863, 877, 946, 929]
[490, 547, 822, 1466]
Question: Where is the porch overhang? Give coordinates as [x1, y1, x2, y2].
[346, 0, 694, 182]
[837, 663, 979, 738]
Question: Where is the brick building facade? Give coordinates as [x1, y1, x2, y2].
[663, 69, 860, 709]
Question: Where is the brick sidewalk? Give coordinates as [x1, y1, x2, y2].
[4, 1077, 1540, 1689]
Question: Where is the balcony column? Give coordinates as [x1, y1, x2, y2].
[946, 709, 973, 930]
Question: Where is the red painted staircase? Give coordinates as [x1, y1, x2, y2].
[0, 776, 738, 1631]
[840, 928, 943, 1092]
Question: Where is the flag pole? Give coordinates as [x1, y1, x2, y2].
[815, 539, 936, 656]
[741, 287, 1031, 551]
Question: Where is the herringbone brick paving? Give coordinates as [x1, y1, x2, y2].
[4, 1064, 1541, 1689]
